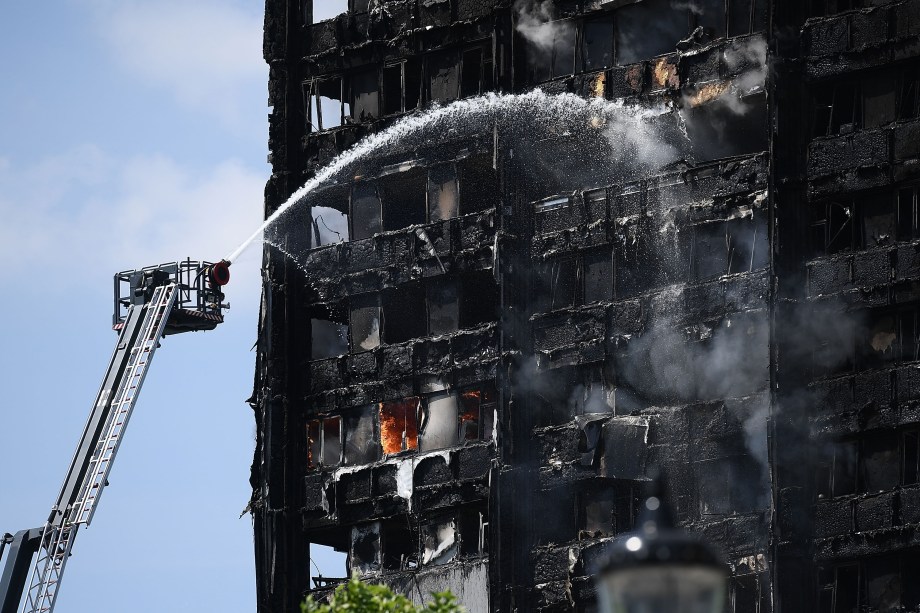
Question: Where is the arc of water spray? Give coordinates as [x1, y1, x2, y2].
[224, 90, 673, 265]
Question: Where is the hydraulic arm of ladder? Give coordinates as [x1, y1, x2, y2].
[0, 284, 177, 613]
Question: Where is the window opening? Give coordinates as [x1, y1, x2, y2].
[428, 164, 459, 222]
[307, 78, 348, 132]
[382, 520, 417, 570]
[459, 270, 500, 328]
[427, 279, 460, 336]
[583, 250, 613, 303]
[904, 431, 920, 486]
[383, 64, 403, 116]
[816, 564, 859, 613]
[859, 314, 898, 368]
[544, 257, 579, 310]
[312, 0, 348, 22]
[457, 153, 499, 215]
[350, 523, 381, 576]
[826, 201, 853, 254]
[350, 182, 382, 241]
[552, 22, 575, 78]
[457, 507, 487, 556]
[613, 482, 639, 534]
[694, 0, 727, 41]
[862, 74, 897, 129]
[865, 558, 900, 612]
[461, 48, 484, 98]
[727, 217, 769, 274]
[860, 434, 899, 492]
[379, 167, 427, 231]
[382, 284, 426, 344]
[572, 369, 615, 415]
[420, 392, 459, 452]
[379, 398, 420, 455]
[323, 417, 342, 466]
[429, 50, 460, 103]
[349, 295, 381, 352]
[309, 543, 348, 590]
[349, 69, 379, 123]
[310, 198, 350, 247]
[579, 488, 614, 538]
[581, 16, 614, 72]
[897, 188, 917, 242]
[691, 221, 729, 281]
[898, 68, 920, 120]
[831, 82, 860, 135]
[306, 415, 344, 470]
[312, 318, 349, 360]
[343, 405, 379, 465]
[459, 383, 497, 442]
[615, 0, 688, 65]
[823, 440, 857, 497]
[422, 518, 458, 566]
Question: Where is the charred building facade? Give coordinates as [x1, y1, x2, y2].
[251, 0, 920, 611]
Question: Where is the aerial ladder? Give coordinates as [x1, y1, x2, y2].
[0, 259, 231, 613]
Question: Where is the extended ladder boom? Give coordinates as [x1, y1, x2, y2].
[0, 258, 230, 613]
[18, 283, 177, 613]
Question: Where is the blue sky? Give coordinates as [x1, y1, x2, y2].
[0, 1, 346, 610]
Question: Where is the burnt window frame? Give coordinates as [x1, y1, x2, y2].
[816, 439, 858, 498]
[342, 404, 382, 466]
[812, 68, 920, 138]
[427, 162, 460, 223]
[425, 41, 491, 105]
[375, 381, 496, 461]
[729, 568, 770, 613]
[523, 17, 577, 84]
[816, 563, 861, 613]
[812, 80, 862, 138]
[303, 76, 348, 132]
[420, 513, 460, 566]
[904, 429, 920, 486]
[818, 429, 919, 499]
[306, 414, 343, 469]
[816, 553, 920, 612]
[459, 42, 495, 99]
[898, 67, 920, 120]
[381, 283, 427, 344]
[808, 188, 920, 258]
[538, 248, 614, 313]
[579, 13, 615, 73]
[575, 481, 640, 540]
[348, 293, 382, 353]
[347, 67, 381, 124]
[688, 213, 768, 282]
[457, 505, 489, 558]
[856, 307, 920, 370]
[349, 180, 382, 241]
[381, 518, 418, 571]
[383, 58, 422, 116]
[379, 397, 421, 456]
[458, 382, 498, 443]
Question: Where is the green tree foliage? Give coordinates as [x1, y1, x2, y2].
[301, 576, 465, 613]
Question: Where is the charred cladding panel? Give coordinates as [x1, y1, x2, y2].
[255, 0, 920, 611]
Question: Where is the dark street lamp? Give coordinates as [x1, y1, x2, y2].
[596, 487, 726, 613]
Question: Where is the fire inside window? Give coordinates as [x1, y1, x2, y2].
[307, 383, 495, 469]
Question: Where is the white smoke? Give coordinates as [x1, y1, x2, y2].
[513, 0, 572, 55]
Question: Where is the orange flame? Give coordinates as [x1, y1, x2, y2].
[380, 399, 419, 455]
